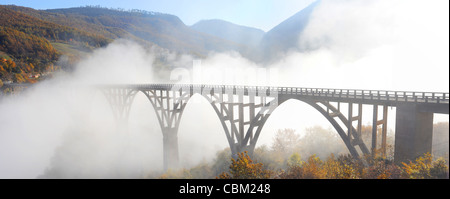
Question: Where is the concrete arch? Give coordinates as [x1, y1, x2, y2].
[130, 88, 245, 169]
[99, 88, 138, 127]
[170, 91, 241, 155]
[184, 93, 236, 150]
[247, 97, 369, 159]
[101, 86, 370, 168]
[137, 89, 168, 132]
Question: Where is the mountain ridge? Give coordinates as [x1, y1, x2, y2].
[191, 19, 265, 48]
[0, 2, 319, 83]
[259, 0, 320, 62]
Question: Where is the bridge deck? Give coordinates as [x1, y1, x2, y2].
[4, 83, 449, 112]
[98, 84, 449, 105]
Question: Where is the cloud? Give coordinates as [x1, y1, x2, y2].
[73, 39, 155, 84]
[286, 0, 449, 91]
[0, 40, 163, 178]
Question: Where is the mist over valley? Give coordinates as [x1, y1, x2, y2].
[0, 0, 448, 179]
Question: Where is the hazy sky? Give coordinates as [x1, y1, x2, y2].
[0, 0, 316, 31]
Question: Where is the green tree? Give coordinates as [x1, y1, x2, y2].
[189, 161, 214, 179]
[287, 152, 303, 167]
[212, 148, 232, 176]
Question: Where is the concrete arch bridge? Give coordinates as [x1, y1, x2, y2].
[96, 84, 449, 170]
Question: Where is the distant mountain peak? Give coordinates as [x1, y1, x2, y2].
[191, 19, 265, 48]
[259, 0, 320, 62]
[194, 19, 265, 33]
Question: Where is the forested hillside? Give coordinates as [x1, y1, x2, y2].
[0, 6, 110, 48]
[0, 5, 249, 84]
[0, 5, 112, 84]
[6, 5, 245, 54]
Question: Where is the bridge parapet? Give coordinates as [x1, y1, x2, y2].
[96, 84, 449, 105]
[279, 87, 448, 106]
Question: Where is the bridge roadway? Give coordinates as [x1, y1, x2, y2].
[3, 83, 449, 170]
[106, 84, 448, 113]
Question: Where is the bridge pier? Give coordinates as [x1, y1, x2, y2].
[101, 87, 137, 133]
[163, 127, 179, 171]
[230, 143, 254, 160]
[394, 104, 434, 164]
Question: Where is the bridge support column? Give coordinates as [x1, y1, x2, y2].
[163, 127, 179, 171]
[394, 104, 434, 164]
[230, 144, 253, 160]
[101, 88, 138, 133]
[371, 105, 388, 158]
[138, 88, 188, 171]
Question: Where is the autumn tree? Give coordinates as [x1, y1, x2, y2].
[217, 151, 272, 179]
[401, 153, 449, 179]
[363, 157, 402, 179]
[279, 155, 326, 179]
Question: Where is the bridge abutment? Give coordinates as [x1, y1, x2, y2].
[394, 104, 434, 164]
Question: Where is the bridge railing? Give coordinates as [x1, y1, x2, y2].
[97, 84, 449, 105]
[277, 87, 449, 104]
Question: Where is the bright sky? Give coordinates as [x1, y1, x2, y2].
[0, 0, 316, 31]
